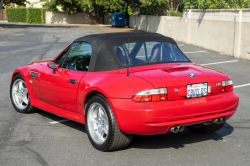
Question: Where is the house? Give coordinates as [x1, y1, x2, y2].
[25, 0, 45, 8]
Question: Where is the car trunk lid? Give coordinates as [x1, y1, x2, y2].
[130, 63, 229, 100]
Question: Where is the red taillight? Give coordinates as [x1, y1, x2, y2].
[221, 80, 233, 93]
[132, 88, 168, 102]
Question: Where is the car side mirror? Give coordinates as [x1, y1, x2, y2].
[47, 61, 59, 72]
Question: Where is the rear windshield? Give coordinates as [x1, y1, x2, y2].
[114, 42, 189, 65]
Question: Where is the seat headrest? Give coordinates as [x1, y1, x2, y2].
[147, 44, 161, 62]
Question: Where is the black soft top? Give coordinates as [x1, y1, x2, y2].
[74, 32, 181, 72]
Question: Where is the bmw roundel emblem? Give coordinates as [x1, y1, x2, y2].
[189, 73, 196, 77]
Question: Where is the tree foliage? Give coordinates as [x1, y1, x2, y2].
[42, 0, 126, 24]
[184, 0, 249, 9]
[39, 0, 250, 24]
[122, 0, 170, 16]
[79, 0, 123, 23]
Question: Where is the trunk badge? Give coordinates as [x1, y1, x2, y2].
[189, 74, 196, 77]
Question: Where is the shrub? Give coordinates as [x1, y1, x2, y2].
[42, 8, 47, 24]
[5, 7, 46, 24]
[169, 11, 183, 17]
[5, 6, 27, 23]
[27, 8, 43, 24]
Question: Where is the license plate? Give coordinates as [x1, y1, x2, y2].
[187, 83, 208, 98]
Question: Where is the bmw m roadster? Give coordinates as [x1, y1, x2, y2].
[10, 33, 239, 151]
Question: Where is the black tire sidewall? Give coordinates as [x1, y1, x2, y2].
[85, 95, 114, 151]
[10, 74, 31, 113]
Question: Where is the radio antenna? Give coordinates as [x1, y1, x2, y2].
[127, 38, 129, 77]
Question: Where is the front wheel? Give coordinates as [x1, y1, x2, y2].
[10, 74, 37, 113]
[85, 95, 133, 151]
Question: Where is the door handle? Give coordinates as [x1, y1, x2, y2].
[29, 71, 40, 78]
[68, 79, 77, 84]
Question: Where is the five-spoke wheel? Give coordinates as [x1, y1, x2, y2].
[85, 94, 133, 152]
[11, 79, 29, 110]
[87, 103, 109, 144]
[10, 74, 36, 113]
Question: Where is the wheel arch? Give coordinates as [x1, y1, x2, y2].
[13, 72, 22, 77]
[11, 71, 23, 82]
[84, 90, 104, 110]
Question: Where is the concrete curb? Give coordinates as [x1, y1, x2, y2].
[0, 22, 112, 28]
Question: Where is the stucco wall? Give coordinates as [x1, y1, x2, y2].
[163, 17, 189, 44]
[46, 12, 111, 25]
[129, 9, 250, 61]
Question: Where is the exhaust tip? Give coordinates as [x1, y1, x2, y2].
[178, 126, 184, 132]
[221, 118, 226, 124]
[213, 118, 222, 125]
[169, 126, 178, 133]
[217, 118, 222, 124]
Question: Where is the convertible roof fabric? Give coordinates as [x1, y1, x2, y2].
[74, 32, 185, 72]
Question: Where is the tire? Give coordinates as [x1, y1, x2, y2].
[85, 94, 133, 152]
[187, 123, 224, 134]
[10, 74, 37, 114]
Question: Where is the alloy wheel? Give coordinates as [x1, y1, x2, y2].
[87, 103, 109, 145]
[11, 79, 29, 110]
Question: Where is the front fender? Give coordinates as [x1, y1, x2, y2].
[11, 67, 30, 82]
[11, 63, 46, 100]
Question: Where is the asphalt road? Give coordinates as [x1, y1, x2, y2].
[0, 23, 250, 166]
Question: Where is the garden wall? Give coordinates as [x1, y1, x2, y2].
[46, 12, 111, 24]
[129, 9, 250, 61]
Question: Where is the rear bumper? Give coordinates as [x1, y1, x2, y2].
[107, 91, 239, 135]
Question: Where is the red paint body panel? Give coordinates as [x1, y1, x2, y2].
[40, 67, 85, 112]
[11, 43, 239, 135]
[108, 91, 238, 134]
[30, 99, 85, 123]
[130, 63, 230, 100]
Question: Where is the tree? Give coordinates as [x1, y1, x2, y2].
[122, 0, 185, 15]
[167, 0, 183, 12]
[0, 0, 26, 20]
[79, 0, 123, 24]
[122, 0, 170, 16]
[42, 0, 125, 24]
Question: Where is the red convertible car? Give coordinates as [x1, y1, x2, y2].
[10, 33, 239, 151]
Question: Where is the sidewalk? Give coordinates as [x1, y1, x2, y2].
[0, 22, 139, 33]
[0, 21, 126, 27]
[0, 22, 113, 28]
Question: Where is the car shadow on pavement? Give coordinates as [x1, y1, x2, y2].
[36, 109, 234, 150]
[36, 110, 86, 133]
[128, 123, 234, 150]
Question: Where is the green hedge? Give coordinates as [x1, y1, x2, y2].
[27, 8, 43, 24]
[5, 7, 27, 23]
[5, 7, 46, 24]
[42, 8, 46, 24]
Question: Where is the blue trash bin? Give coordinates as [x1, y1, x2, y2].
[111, 13, 125, 27]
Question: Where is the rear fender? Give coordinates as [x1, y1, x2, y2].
[77, 72, 154, 116]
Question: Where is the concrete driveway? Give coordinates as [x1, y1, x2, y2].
[0, 23, 249, 166]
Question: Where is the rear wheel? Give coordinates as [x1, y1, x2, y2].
[187, 123, 224, 134]
[10, 74, 37, 113]
[85, 94, 133, 151]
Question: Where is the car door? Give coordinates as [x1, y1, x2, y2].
[40, 42, 92, 112]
